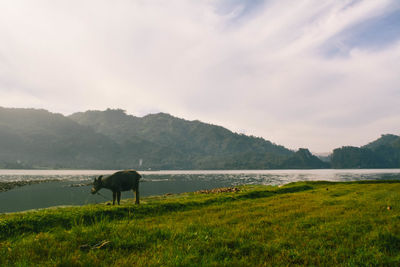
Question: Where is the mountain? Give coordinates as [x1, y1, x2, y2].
[0, 107, 328, 170]
[0, 107, 120, 169]
[69, 109, 299, 169]
[331, 134, 400, 169]
[280, 148, 330, 169]
[363, 134, 400, 150]
[313, 152, 331, 163]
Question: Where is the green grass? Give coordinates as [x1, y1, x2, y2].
[1, 181, 400, 266]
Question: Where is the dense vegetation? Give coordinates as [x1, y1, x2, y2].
[1, 181, 400, 266]
[331, 134, 400, 169]
[280, 148, 330, 169]
[1, 107, 399, 170]
[69, 109, 296, 169]
[0, 107, 328, 170]
[0, 107, 119, 169]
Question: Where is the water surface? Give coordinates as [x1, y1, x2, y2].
[1, 169, 399, 213]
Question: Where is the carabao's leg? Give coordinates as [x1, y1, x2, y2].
[117, 191, 121, 205]
[112, 191, 116, 205]
[135, 189, 140, 204]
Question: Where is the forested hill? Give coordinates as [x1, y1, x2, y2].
[0, 107, 119, 169]
[69, 109, 292, 157]
[0, 107, 328, 170]
[69, 109, 298, 169]
[331, 134, 400, 168]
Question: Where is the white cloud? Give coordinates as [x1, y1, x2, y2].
[0, 0, 399, 152]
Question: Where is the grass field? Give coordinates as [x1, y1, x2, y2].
[1, 180, 400, 266]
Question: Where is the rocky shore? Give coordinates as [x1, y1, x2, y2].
[195, 187, 240, 194]
[0, 180, 58, 193]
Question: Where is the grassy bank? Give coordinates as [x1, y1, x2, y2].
[1, 181, 400, 266]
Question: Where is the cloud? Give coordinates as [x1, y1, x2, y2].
[0, 0, 399, 152]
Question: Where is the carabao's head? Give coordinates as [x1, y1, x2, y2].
[91, 175, 103, 194]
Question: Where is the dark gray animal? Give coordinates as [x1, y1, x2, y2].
[91, 170, 141, 205]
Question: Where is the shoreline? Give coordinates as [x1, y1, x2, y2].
[1, 170, 400, 213]
[0, 179, 60, 193]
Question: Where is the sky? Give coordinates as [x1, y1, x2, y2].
[0, 0, 400, 153]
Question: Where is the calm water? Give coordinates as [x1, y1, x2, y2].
[1, 169, 400, 213]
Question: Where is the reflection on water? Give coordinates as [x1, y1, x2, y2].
[0, 169, 400, 213]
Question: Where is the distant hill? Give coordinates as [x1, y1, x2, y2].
[280, 148, 330, 169]
[69, 109, 291, 155]
[69, 109, 301, 169]
[331, 134, 400, 169]
[0, 107, 120, 169]
[0, 107, 329, 170]
[363, 134, 400, 150]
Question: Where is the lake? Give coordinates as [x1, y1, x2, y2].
[1, 169, 400, 213]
